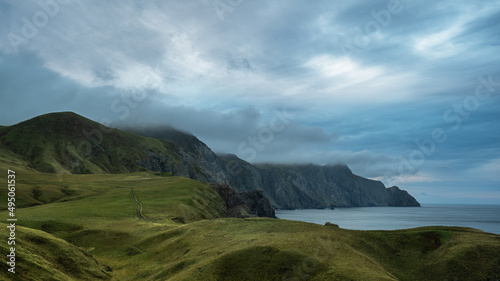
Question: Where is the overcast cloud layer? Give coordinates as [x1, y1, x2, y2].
[0, 0, 499, 204]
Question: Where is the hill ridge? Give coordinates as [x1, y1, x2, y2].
[0, 111, 420, 208]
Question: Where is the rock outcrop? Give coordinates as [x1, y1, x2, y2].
[209, 183, 276, 218]
[240, 189, 276, 218]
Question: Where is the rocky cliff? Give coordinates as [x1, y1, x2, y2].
[0, 112, 420, 210]
[239, 189, 277, 218]
[219, 154, 420, 209]
[127, 127, 237, 184]
[126, 126, 420, 209]
[209, 183, 276, 218]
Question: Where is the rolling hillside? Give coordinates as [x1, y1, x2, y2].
[0, 112, 420, 208]
[0, 112, 175, 174]
[0, 169, 498, 280]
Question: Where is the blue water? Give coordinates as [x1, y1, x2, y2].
[275, 204, 500, 234]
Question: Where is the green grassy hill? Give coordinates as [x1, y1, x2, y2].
[0, 112, 498, 280]
[0, 168, 498, 281]
[0, 112, 180, 174]
[0, 222, 111, 280]
[0, 112, 422, 210]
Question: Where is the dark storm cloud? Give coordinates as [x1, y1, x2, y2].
[0, 50, 335, 161]
[1, 0, 499, 203]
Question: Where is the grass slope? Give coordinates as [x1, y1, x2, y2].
[0, 112, 180, 174]
[0, 169, 499, 281]
[0, 223, 110, 280]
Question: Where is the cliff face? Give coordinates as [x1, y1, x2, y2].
[268, 164, 420, 208]
[128, 127, 238, 185]
[386, 186, 421, 206]
[219, 154, 420, 209]
[219, 154, 323, 209]
[239, 189, 276, 218]
[210, 183, 276, 218]
[0, 112, 420, 211]
[209, 183, 251, 218]
[127, 127, 420, 209]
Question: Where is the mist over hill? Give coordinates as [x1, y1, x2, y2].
[0, 112, 419, 209]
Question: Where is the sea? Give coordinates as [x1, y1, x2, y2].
[275, 204, 500, 234]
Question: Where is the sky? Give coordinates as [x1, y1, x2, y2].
[0, 0, 499, 204]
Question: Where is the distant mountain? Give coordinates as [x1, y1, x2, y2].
[219, 154, 420, 208]
[0, 112, 420, 209]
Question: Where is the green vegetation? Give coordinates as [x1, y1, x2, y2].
[0, 112, 180, 174]
[0, 113, 498, 280]
[0, 167, 498, 281]
[0, 223, 110, 280]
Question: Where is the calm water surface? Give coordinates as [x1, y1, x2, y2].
[275, 204, 500, 234]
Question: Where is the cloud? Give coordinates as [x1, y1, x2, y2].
[304, 55, 383, 86]
[412, 3, 498, 59]
[465, 159, 500, 182]
[226, 52, 254, 74]
[448, 192, 500, 200]
[414, 26, 465, 58]
[380, 172, 442, 185]
[1, 0, 499, 203]
[300, 54, 420, 103]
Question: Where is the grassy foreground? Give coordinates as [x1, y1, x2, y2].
[0, 166, 499, 280]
